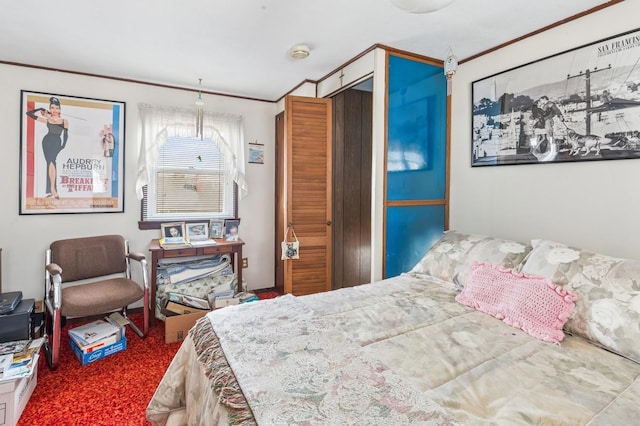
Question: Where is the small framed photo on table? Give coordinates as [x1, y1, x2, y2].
[161, 222, 186, 244]
[224, 219, 240, 241]
[186, 222, 209, 241]
[209, 219, 224, 239]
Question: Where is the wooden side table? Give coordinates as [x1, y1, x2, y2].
[148, 239, 244, 327]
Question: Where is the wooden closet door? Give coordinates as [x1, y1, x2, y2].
[284, 96, 332, 295]
[332, 88, 372, 289]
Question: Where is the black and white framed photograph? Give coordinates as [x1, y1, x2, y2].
[186, 222, 209, 241]
[161, 222, 186, 244]
[209, 219, 224, 239]
[472, 28, 640, 166]
[224, 219, 240, 241]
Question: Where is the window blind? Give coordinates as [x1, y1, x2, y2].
[143, 136, 235, 221]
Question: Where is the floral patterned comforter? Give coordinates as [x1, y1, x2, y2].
[147, 274, 640, 425]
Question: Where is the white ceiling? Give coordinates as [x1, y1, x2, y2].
[1, 0, 616, 101]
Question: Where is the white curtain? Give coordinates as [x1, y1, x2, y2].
[136, 103, 248, 200]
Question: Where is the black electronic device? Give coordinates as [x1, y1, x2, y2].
[0, 291, 22, 315]
[0, 298, 34, 343]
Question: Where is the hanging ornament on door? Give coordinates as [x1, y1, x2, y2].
[444, 47, 458, 96]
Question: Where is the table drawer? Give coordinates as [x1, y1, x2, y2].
[202, 245, 230, 255]
[162, 248, 198, 257]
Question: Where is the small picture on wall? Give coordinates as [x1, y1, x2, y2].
[224, 219, 240, 241]
[248, 142, 264, 164]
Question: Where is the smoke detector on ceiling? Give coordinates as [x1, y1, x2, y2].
[289, 44, 310, 60]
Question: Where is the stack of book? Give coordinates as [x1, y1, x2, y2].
[68, 313, 128, 365]
[0, 338, 43, 382]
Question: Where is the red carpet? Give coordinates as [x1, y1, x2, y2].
[254, 290, 280, 300]
[17, 291, 281, 425]
[18, 314, 181, 426]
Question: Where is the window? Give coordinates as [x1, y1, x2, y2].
[136, 104, 247, 227]
[144, 136, 235, 221]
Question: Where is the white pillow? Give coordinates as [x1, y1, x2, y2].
[521, 239, 640, 363]
[410, 230, 531, 291]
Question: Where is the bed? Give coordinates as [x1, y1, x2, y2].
[147, 231, 640, 425]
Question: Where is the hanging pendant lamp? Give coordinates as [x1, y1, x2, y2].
[195, 78, 204, 139]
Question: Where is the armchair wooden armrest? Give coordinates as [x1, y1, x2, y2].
[46, 263, 62, 276]
[128, 251, 146, 262]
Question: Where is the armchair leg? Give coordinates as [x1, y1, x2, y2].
[127, 287, 149, 337]
[44, 308, 62, 370]
[127, 321, 145, 338]
[122, 306, 148, 338]
[143, 287, 150, 336]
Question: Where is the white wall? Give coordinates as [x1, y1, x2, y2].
[0, 64, 276, 300]
[14, 2, 634, 302]
[450, 1, 640, 259]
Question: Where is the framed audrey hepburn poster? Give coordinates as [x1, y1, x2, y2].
[19, 90, 125, 214]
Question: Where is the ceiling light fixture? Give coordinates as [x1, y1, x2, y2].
[289, 44, 310, 60]
[390, 0, 455, 13]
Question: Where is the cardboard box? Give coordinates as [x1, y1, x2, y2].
[71, 333, 120, 354]
[164, 310, 208, 344]
[164, 301, 209, 316]
[70, 336, 126, 366]
[0, 363, 37, 426]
